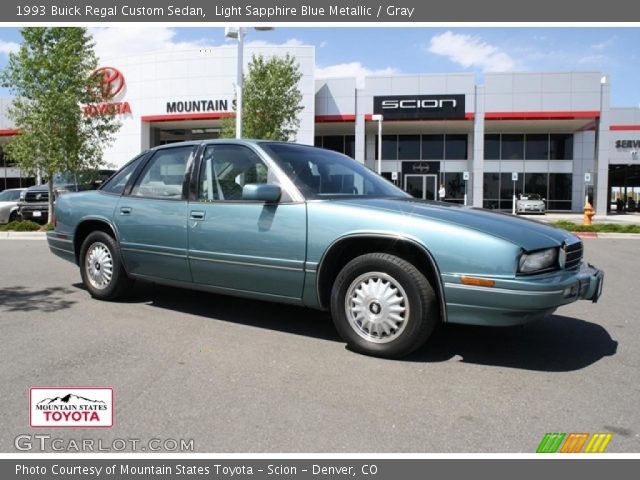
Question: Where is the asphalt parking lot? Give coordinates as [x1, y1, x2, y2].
[0, 237, 638, 453]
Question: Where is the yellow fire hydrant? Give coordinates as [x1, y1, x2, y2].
[583, 201, 595, 226]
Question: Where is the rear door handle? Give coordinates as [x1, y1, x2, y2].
[120, 207, 132, 215]
[190, 211, 205, 220]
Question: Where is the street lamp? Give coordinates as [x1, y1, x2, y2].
[371, 114, 384, 174]
[225, 27, 274, 139]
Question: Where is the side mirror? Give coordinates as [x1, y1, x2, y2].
[242, 183, 281, 203]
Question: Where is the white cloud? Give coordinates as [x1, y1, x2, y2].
[89, 27, 215, 62]
[319, 41, 328, 49]
[591, 37, 616, 51]
[578, 54, 607, 65]
[427, 31, 517, 72]
[245, 38, 305, 47]
[90, 28, 309, 62]
[0, 39, 19, 57]
[316, 62, 398, 88]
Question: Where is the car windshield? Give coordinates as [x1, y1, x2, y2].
[523, 194, 542, 200]
[260, 142, 408, 200]
[0, 190, 20, 201]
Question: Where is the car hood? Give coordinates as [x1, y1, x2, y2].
[330, 197, 576, 251]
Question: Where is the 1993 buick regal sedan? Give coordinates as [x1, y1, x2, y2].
[47, 140, 604, 358]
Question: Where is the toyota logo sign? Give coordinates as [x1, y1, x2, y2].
[91, 67, 125, 100]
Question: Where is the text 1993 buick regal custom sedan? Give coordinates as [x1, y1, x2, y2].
[47, 140, 604, 358]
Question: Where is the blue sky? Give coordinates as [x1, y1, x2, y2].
[1, 27, 639, 106]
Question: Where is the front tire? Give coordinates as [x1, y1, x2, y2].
[330, 253, 439, 358]
[79, 231, 131, 300]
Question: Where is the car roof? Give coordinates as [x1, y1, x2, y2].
[147, 139, 293, 152]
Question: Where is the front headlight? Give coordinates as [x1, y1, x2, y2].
[19, 191, 26, 201]
[518, 248, 558, 273]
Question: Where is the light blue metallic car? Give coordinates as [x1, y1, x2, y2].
[47, 140, 604, 358]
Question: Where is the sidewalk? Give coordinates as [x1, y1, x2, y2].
[0, 231, 47, 239]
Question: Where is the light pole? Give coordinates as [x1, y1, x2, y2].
[225, 27, 274, 139]
[371, 114, 384, 174]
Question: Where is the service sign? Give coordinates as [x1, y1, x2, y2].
[374, 94, 466, 120]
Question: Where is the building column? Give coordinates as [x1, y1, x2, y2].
[595, 80, 611, 216]
[472, 85, 485, 208]
[354, 87, 366, 165]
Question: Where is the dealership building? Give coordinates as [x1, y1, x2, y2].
[1, 44, 640, 215]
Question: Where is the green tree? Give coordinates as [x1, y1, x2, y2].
[0, 27, 120, 224]
[221, 54, 303, 140]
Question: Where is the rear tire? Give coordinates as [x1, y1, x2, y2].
[79, 231, 131, 300]
[330, 253, 439, 358]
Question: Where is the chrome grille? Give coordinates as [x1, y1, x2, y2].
[563, 239, 583, 270]
[25, 191, 49, 202]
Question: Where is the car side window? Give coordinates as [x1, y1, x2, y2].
[101, 156, 144, 195]
[130, 147, 192, 199]
[198, 145, 270, 201]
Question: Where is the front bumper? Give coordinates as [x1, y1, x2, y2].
[443, 263, 604, 326]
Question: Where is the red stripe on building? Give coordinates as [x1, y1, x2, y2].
[485, 111, 600, 120]
[609, 125, 640, 131]
[316, 113, 475, 122]
[141, 113, 234, 122]
[0, 128, 20, 136]
[315, 115, 357, 123]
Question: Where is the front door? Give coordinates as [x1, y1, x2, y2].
[404, 174, 437, 200]
[187, 144, 307, 300]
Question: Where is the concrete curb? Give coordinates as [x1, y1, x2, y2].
[0, 231, 47, 239]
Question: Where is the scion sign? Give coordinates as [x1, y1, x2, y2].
[374, 94, 466, 120]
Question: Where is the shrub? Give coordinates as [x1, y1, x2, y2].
[0, 220, 43, 231]
[553, 221, 640, 234]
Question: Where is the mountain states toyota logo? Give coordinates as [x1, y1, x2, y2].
[30, 387, 113, 428]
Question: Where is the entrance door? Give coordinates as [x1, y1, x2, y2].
[404, 174, 437, 200]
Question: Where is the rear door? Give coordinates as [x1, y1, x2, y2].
[114, 145, 195, 282]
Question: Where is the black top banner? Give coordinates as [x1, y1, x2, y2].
[1, 0, 640, 22]
[374, 95, 466, 120]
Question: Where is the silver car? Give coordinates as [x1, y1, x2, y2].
[0, 188, 26, 224]
[516, 193, 546, 215]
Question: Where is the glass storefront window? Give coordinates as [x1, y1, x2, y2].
[550, 134, 573, 160]
[501, 134, 524, 160]
[483, 172, 500, 209]
[500, 172, 521, 210]
[322, 136, 345, 154]
[548, 173, 572, 210]
[445, 134, 468, 160]
[422, 135, 444, 160]
[444, 172, 465, 203]
[484, 134, 500, 160]
[344, 135, 355, 159]
[524, 173, 548, 198]
[525, 134, 549, 160]
[379, 135, 398, 160]
[398, 135, 421, 160]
